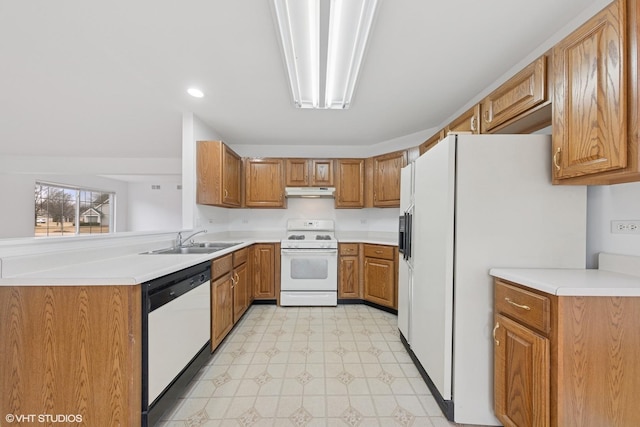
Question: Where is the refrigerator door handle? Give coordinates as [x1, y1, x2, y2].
[403, 212, 409, 260]
[406, 212, 412, 260]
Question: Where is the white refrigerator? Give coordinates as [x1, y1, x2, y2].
[398, 134, 586, 425]
[398, 163, 414, 344]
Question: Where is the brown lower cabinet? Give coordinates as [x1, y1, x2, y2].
[363, 244, 397, 309]
[0, 285, 142, 426]
[211, 253, 234, 351]
[211, 247, 253, 352]
[338, 243, 361, 299]
[252, 243, 280, 301]
[232, 248, 250, 323]
[339, 243, 398, 308]
[493, 278, 640, 427]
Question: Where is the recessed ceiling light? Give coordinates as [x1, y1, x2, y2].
[187, 87, 204, 98]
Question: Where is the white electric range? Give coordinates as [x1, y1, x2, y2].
[280, 219, 338, 306]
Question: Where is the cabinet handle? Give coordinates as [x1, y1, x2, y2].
[224, 188, 229, 198]
[470, 116, 478, 132]
[375, 250, 383, 254]
[483, 109, 492, 124]
[505, 297, 531, 311]
[553, 147, 561, 171]
[234, 273, 239, 283]
[493, 322, 500, 346]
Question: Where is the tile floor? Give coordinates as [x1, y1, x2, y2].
[157, 304, 483, 427]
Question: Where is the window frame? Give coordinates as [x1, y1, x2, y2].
[35, 181, 116, 237]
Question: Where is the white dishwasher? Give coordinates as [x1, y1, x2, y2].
[143, 262, 211, 427]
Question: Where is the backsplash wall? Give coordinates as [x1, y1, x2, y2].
[224, 198, 399, 234]
[586, 181, 640, 268]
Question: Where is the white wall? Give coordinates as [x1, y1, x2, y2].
[229, 128, 435, 158]
[127, 180, 182, 231]
[586, 182, 640, 268]
[226, 198, 398, 233]
[182, 112, 229, 232]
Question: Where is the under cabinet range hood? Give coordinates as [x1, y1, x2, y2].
[285, 187, 335, 198]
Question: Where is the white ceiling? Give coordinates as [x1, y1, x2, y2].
[0, 0, 606, 160]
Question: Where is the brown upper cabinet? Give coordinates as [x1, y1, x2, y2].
[446, 104, 480, 135]
[480, 56, 548, 134]
[370, 150, 407, 207]
[552, 0, 640, 185]
[419, 130, 445, 155]
[335, 159, 365, 208]
[285, 158, 334, 187]
[244, 158, 286, 208]
[196, 141, 242, 208]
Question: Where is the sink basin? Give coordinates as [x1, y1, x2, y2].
[192, 242, 241, 249]
[141, 242, 241, 255]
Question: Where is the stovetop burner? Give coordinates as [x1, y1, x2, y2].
[282, 219, 337, 249]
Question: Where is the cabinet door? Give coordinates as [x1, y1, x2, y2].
[252, 244, 275, 299]
[339, 255, 360, 299]
[222, 145, 242, 206]
[363, 257, 395, 308]
[481, 56, 547, 133]
[197, 140, 242, 207]
[311, 159, 334, 186]
[335, 159, 365, 208]
[245, 159, 285, 207]
[373, 151, 406, 207]
[494, 314, 549, 427]
[285, 158, 309, 187]
[446, 104, 480, 135]
[211, 274, 234, 351]
[552, 0, 626, 180]
[233, 262, 248, 323]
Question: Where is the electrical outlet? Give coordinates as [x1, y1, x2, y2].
[611, 220, 640, 234]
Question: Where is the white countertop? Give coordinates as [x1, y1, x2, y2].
[490, 267, 640, 297]
[335, 231, 398, 246]
[0, 230, 398, 286]
[1, 242, 253, 286]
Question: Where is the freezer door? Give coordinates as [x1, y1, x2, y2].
[397, 257, 412, 342]
[411, 135, 456, 400]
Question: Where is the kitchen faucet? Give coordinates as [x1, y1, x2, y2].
[176, 229, 208, 247]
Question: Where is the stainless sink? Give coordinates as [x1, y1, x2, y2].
[141, 242, 241, 255]
[192, 242, 241, 249]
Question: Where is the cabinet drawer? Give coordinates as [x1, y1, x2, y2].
[363, 244, 394, 260]
[495, 280, 550, 334]
[233, 247, 248, 267]
[339, 243, 359, 256]
[212, 254, 233, 280]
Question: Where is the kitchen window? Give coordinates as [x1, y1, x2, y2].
[34, 182, 115, 237]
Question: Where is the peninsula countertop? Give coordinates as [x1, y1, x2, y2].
[0, 230, 398, 286]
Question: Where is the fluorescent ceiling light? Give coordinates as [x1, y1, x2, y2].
[273, 0, 378, 109]
[187, 87, 204, 98]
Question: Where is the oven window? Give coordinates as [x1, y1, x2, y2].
[291, 259, 328, 279]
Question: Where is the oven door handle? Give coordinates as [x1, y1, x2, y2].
[281, 249, 338, 255]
